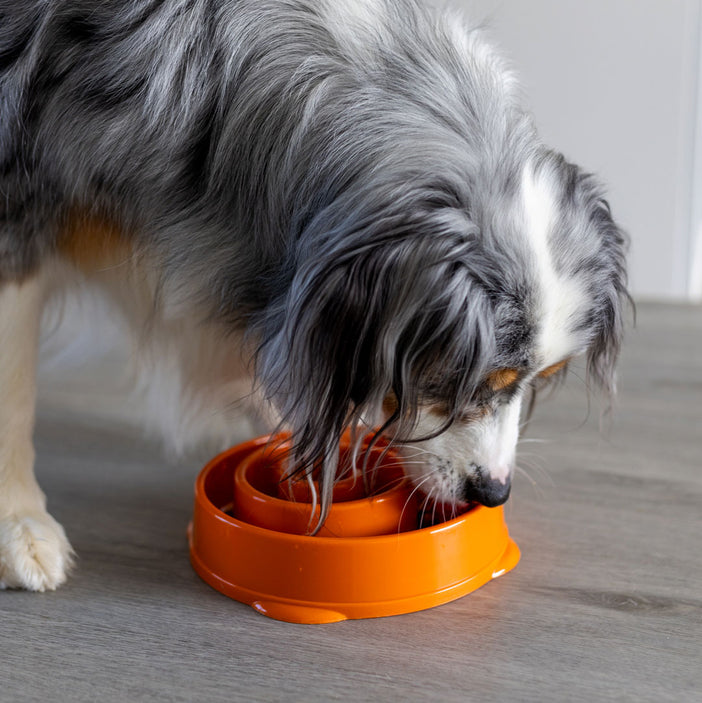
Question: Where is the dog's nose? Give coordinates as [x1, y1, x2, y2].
[461, 469, 511, 507]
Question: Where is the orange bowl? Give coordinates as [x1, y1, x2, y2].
[188, 434, 520, 623]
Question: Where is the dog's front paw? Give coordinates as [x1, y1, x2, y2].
[0, 512, 74, 591]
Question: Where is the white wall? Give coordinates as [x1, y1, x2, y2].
[449, 0, 702, 301]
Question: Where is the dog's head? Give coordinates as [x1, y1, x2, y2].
[255, 147, 628, 519]
[390, 152, 630, 509]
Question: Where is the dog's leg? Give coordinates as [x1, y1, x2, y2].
[0, 275, 73, 591]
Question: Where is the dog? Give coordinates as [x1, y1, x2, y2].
[0, 0, 628, 591]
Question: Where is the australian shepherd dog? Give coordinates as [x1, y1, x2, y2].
[0, 0, 628, 590]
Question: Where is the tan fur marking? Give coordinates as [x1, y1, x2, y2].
[486, 368, 520, 392]
[58, 211, 132, 272]
[538, 359, 568, 378]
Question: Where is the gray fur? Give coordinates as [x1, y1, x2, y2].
[0, 0, 629, 523]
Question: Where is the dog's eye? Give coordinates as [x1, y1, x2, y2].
[485, 368, 520, 392]
[428, 403, 488, 424]
[538, 359, 569, 379]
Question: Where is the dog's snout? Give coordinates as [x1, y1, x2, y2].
[461, 468, 511, 507]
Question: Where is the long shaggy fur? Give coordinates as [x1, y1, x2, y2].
[1, 0, 629, 537]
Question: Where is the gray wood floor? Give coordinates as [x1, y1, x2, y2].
[3, 302, 701, 702]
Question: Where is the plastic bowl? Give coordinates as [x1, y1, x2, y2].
[188, 434, 520, 624]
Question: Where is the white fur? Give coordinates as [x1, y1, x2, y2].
[0, 275, 74, 591]
[521, 164, 589, 366]
[318, 0, 388, 58]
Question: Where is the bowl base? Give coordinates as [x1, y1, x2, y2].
[189, 524, 520, 623]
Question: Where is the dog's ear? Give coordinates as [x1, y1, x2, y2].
[255, 221, 493, 514]
[254, 239, 409, 526]
[584, 195, 631, 396]
[257, 238, 422, 462]
[539, 152, 631, 398]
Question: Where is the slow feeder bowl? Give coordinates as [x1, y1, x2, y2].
[188, 434, 520, 624]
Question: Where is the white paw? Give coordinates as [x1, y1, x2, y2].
[0, 512, 74, 591]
